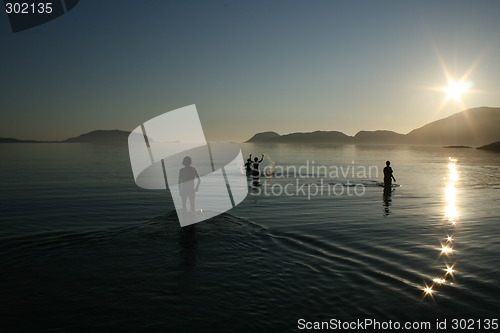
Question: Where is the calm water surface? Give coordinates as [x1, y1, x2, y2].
[1, 143, 499, 331]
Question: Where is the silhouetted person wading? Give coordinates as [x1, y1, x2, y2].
[244, 154, 253, 176]
[179, 156, 201, 212]
[251, 154, 264, 186]
[383, 161, 396, 188]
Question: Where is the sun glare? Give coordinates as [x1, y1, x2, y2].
[440, 245, 454, 255]
[433, 277, 446, 284]
[424, 50, 484, 116]
[423, 285, 435, 297]
[445, 265, 455, 276]
[443, 80, 468, 102]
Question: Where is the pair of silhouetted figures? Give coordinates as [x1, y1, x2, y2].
[244, 154, 265, 186]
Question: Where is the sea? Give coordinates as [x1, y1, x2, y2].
[1, 142, 499, 332]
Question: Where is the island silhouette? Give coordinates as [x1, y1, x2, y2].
[246, 107, 500, 147]
[477, 141, 500, 152]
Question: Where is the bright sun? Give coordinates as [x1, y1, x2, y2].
[443, 80, 468, 102]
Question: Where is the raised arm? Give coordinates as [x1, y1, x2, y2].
[178, 171, 182, 194]
[195, 169, 201, 191]
[259, 154, 264, 163]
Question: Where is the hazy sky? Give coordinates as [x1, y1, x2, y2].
[1, 0, 500, 142]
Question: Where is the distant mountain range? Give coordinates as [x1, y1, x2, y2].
[0, 130, 130, 144]
[1, 107, 499, 147]
[246, 107, 500, 146]
[63, 130, 130, 143]
[0, 138, 50, 143]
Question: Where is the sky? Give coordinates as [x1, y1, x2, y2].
[1, 0, 500, 142]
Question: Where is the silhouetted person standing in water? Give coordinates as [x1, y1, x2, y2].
[383, 161, 396, 188]
[244, 154, 253, 176]
[179, 156, 201, 212]
[252, 154, 264, 186]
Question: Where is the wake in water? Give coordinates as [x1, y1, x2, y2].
[362, 180, 401, 188]
[263, 153, 275, 176]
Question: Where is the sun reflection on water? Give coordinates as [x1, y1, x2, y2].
[445, 158, 459, 223]
[444, 264, 456, 276]
[448, 159, 459, 180]
[440, 244, 454, 255]
[433, 277, 447, 284]
[422, 284, 436, 299]
[423, 157, 460, 299]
